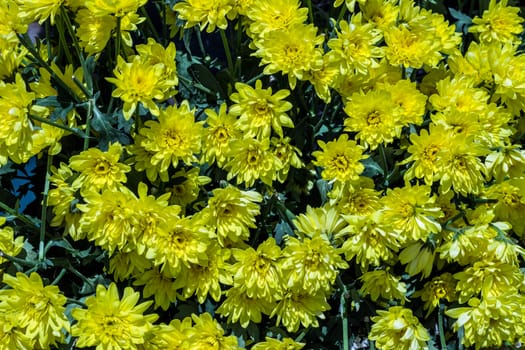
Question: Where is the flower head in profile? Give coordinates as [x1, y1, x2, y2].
[469, 0, 524, 45]
[71, 283, 158, 349]
[230, 80, 293, 139]
[75, 9, 115, 56]
[0, 217, 25, 268]
[252, 337, 305, 350]
[173, 0, 236, 33]
[216, 286, 274, 328]
[253, 23, 324, 89]
[312, 133, 367, 183]
[69, 142, 130, 194]
[202, 103, 240, 167]
[224, 137, 281, 187]
[85, 0, 147, 17]
[0, 272, 69, 349]
[271, 136, 304, 183]
[139, 101, 204, 173]
[359, 269, 407, 305]
[17, 0, 63, 24]
[369, 306, 430, 350]
[343, 89, 401, 150]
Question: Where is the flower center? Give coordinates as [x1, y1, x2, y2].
[367, 111, 381, 126]
[94, 160, 111, 175]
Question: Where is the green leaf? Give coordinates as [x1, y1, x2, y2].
[449, 8, 472, 34]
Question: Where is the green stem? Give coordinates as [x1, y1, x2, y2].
[139, 6, 161, 43]
[0, 251, 35, 267]
[115, 17, 122, 64]
[438, 302, 447, 350]
[219, 29, 234, 76]
[84, 100, 93, 150]
[306, 0, 314, 24]
[65, 262, 95, 289]
[39, 153, 53, 262]
[196, 28, 207, 57]
[56, 15, 74, 65]
[0, 201, 40, 229]
[245, 73, 265, 86]
[29, 114, 87, 139]
[378, 144, 389, 178]
[337, 4, 347, 22]
[52, 268, 67, 285]
[337, 276, 349, 350]
[67, 298, 87, 308]
[178, 74, 216, 95]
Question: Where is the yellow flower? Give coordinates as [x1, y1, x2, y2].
[135, 38, 178, 87]
[246, 0, 308, 38]
[343, 89, 401, 150]
[437, 226, 492, 265]
[359, 269, 407, 305]
[106, 55, 175, 120]
[485, 144, 525, 183]
[0, 272, 69, 349]
[17, 0, 63, 24]
[380, 184, 443, 242]
[0, 312, 33, 349]
[361, 0, 399, 31]
[85, 0, 147, 17]
[224, 137, 281, 187]
[252, 337, 305, 350]
[312, 133, 367, 183]
[398, 241, 437, 278]
[379, 79, 427, 126]
[173, 0, 236, 33]
[281, 234, 348, 293]
[271, 288, 330, 333]
[71, 283, 158, 349]
[293, 205, 349, 242]
[216, 286, 274, 328]
[253, 23, 324, 89]
[69, 142, 130, 194]
[231, 237, 283, 301]
[202, 103, 240, 167]
[383, 25, 441, 68]
[446, 294, 524, 350]
[0, 1, 29, 34]
[75, 9, 115, 56]
[108, 250, 152, 281]
[167, 167, 211, 209]
[484, 178, 525, 237]
[201, 185, 262, 246]
[230, 80, 293, 139]
[139, 101, 204, 173]
[469, 0, 524, 45]
[0, 218, 25, 269]
[369, 306, 430, 350]
[327, 13, 384, 75]
[175, 242, 232, 303]
[429, 76, 489, 114]
[132, 266, 178, 311]
[271, 136, 304, 182]
[330, 176, 381, 217]
[413, 272, 457, 317]
[183, 313, 241, 349]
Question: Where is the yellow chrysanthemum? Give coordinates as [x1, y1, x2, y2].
[398, 241, 437, 278]
[245, 0, 308, 38]
[469, 0, 524, 45]
[0, 218, 25, 269]
[252, 337, 305, 350]
[0, 272, 69, 349]
[230, 80, 293, 139]
[343, 89, 401, 150]
[253, 23, 324, 89]
[312, 133, 367, 183]
[71, 283, 158, 349]
[75, 9, 115, 56]
[85, 0, 147, 17]
[200, 185, 262, 245]
[183, 313, 241, 349]
[327, 13, 384, 75]
[139, 101, 204, 173]
[202, 103, 240, 167]
[293, 205, 349, 242]
[132, 266, 178, 311]
[361, 0, 399, 31]
[173, 0, 236, 33]
[69, 142, 130, 194]
[108, 250, 152, 281]
[17, 0, 63, 24]
[413, 272, 457, 317]
[483, 178, 525, 237]
[329, 176, 381, 217]
[359, 269, 407, 304]
[231, 237, 283, 301]
[271, 136, 304, 182]
[369, 306, 430, 350]
[106, 55, 176, 120]
[216, 286, 274, 328]
[379, 79, 427, 126]
[224, 137, 281, 187]
[383, 25, 442, 68]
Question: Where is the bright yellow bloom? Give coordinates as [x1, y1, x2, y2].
[139, 101, 204, 173]
[252, 337, 305, 350]
[327, 13, 384, 75]
[0, 1, 29, 34]
[0, 312, 33, 349]
[71, 283, 158, 349]
[369, 306, 430, 350]
[429, 76, 489, 114]
[75, 9, 115, 56]
[224, 137, 281, 187]
[446, 293, 524, 350]
[173, 0, 236, 33]
[17, 0, 63, 24]
[413, 272, 457, 317]
[69, 142, 130, 194]
[253, 23, 324, 89]
[330, 176, 381, 217]
[167, 167, 211, 209]
[485, 144, 525, 183]
[469, 0, 524, 45]
[271, 136, 304, 183]
[216, 286, 274, 328]
[343, 89, 401, 150]
[383, 25, 442, 68]
[85, 0, 147, 17]
[201, 185, 262, 245]
[0, 218, 24, 269]
[359, 269, 407, 304]
[379, 79, 427, 126]
[183, 313, 241, 349]
[246, 0, 308, 38]
[108, 250, 152, 281]
[312, 133, 367, 183]
[399, 241, 437, 278]
[484, 178, 525, 237]
[202, 103, 240, 167]
[135, 38, 178, 87]
[361, 0, 399, 31]
[293, 205, 349, 242]
[0, 272, 69, 349]
[230, 80, 293, 139]
[380, 185, 443, 242]
[271, 288, 330, 333]
[231, 237, 283, 301]
[106, 55, 176, 120]
[132, 266, 178, 311]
